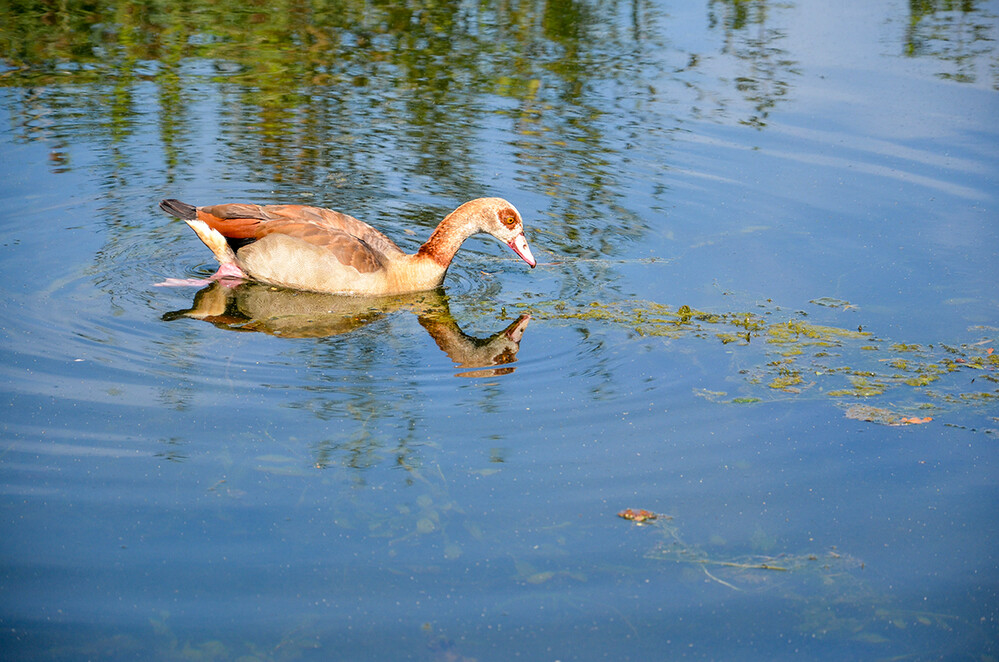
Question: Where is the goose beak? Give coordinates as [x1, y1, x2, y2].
[508, 233, 536, 268]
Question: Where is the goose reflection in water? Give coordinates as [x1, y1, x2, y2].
[162, 282, 531, 378]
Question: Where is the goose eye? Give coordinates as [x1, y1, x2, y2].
[500, 210, 518, 227]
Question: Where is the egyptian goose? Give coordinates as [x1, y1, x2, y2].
[157, 197, 536, 296]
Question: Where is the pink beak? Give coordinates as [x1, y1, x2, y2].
[508, 233, 536, 268]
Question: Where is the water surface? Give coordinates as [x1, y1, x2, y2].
[1, 0, 998, 659]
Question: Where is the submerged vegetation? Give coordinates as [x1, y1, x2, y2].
[619, 509, 986, 652]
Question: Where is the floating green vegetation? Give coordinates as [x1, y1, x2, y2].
[515, 298, 998, 421]
[809, 297, 853, 308]
[904, 371, 941, 387]
[767, 319, 869, 344]
[768, 359, 803, 391]
[959, 392, 998, 401]
[891, 343, 923, 352]
[844, 404, 934, 426]
[519, 299, 773, 339]
[827, 376, 887, 397]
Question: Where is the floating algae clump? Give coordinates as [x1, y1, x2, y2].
[514, 297, 996, 422]
[767, 319, 870, 345]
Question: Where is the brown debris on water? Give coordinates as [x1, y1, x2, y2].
[844, 404, 932, 426]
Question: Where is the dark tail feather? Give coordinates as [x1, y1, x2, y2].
[160, 199, 197, 220]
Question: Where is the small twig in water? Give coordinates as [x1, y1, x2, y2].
[702, 566, 742, 591]
[697, 559, 788, 571]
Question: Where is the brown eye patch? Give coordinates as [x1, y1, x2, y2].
[500, 209, 518, 227]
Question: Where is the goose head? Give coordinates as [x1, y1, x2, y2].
[457, 197, 537, 268]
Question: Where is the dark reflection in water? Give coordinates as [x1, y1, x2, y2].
[905, 0, 999, 86]
[708, 0, 798, 128]
[162, 282, 531, 377]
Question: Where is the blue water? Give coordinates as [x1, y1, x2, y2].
[2, 0, 998, 659]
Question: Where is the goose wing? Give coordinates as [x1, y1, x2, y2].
[196, 203, 403, 274]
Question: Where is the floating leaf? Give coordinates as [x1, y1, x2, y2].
[618, 508, 658, 522]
